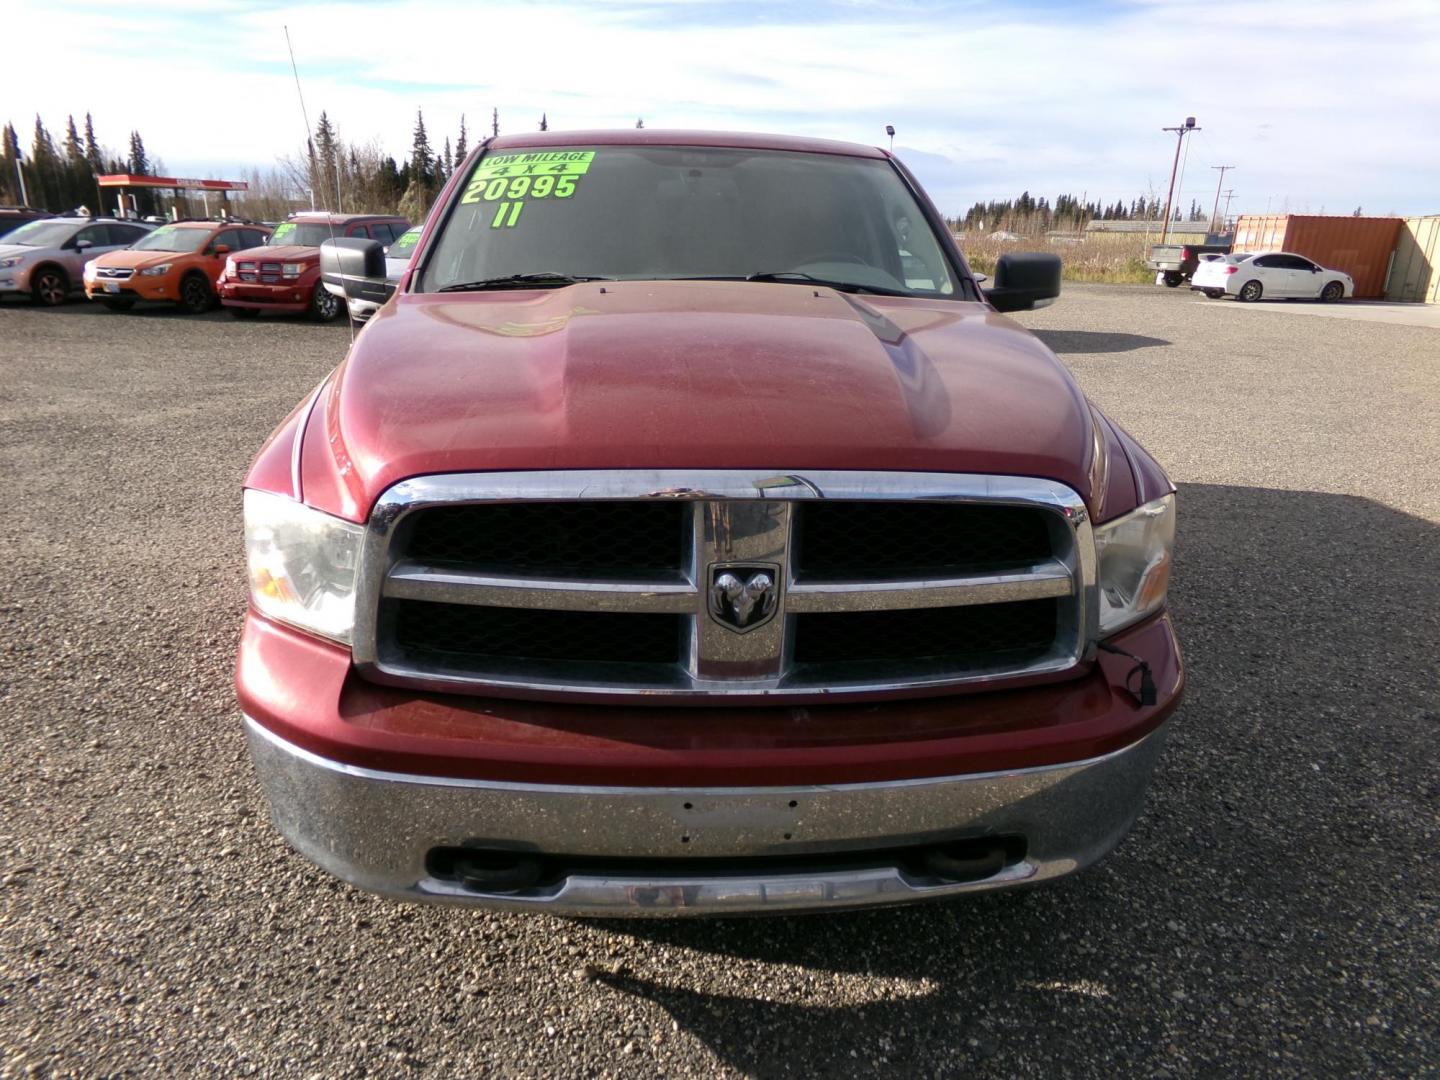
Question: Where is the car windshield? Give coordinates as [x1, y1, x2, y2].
[131, 226, 210, 253]
[269, 221, 342, 247]
[420, 145, 956, 297]
[388, 227, 421, 261]
[3, 220, 81, 247]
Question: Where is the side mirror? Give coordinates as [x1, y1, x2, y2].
[984, 252, 1061, 313]
[73, 239, 92, 251]
[212, 244, 230, 256]
[320, 238, 393, 306]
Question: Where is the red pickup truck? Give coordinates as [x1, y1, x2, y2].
[217, 213, 409, 321]
[240, 130, 1182, 916]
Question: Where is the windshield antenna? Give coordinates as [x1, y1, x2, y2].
[285, 24, 352, 347]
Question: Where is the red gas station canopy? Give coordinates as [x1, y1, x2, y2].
[97, 174, 249, 192]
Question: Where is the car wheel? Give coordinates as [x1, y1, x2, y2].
[1203, 289, 1224, 300]
[309, 284, 342, 323]
[179, 273, 213, 315]
[99, 298, 136, 312]
[229, 306, 260, 320]
[1162, 271, 1183, 288]
[1238, 280, 1263, 302]
[31, 266, 69, 306]
[1320, 281, 1345, 303]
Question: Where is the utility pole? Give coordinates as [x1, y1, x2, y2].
[1160, 116, 1199, 243]
[1221, 189, 1236, 225]
[1209, 165, 1234, 232]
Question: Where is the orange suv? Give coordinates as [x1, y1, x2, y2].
[84, 220, 271, 314]
[217, 213, 409, 322]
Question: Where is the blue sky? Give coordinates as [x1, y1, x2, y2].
[10, 0, 1439, 216]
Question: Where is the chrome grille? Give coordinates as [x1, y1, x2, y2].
[96, 267, 134, 280]
[352, 471, 1097, 701]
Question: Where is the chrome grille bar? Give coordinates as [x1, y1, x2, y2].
[352, 471, 1097, 701]
[385, 562, 696, 613]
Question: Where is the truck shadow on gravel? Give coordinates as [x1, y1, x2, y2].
[585, 482, 1437, 1078]
[1030, 329, 1171, 353]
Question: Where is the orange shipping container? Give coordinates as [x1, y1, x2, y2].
[1231, 215, 1404, 299]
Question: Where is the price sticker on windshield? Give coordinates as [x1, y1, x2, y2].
[460, 151, 595, 228]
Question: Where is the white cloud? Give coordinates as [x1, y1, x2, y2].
[8, 0, 1438, 215]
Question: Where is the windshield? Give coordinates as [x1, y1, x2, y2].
[131, 226, 210, 253]
[269, 221, 341, 247]
[388, 227, 421, 262]
[4, 220, 81, 247]
[420, 145, 956, 297]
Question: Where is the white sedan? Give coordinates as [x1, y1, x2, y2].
[1192, 251, 1354, 302]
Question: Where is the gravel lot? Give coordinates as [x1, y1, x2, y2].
[1, 287, 1435, 1078]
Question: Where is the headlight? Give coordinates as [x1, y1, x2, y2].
[1094, 494, 1175, 636]
[225, 257, 238, 276]
[281, 262, 305, 276]
[140, 263, 171, 276]
[0, 256, 23, 269]
[244, 489, 363, 644]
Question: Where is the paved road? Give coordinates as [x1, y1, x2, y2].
[1, 288, 1435, 1078]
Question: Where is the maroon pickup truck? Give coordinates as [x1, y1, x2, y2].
[217, 213, 409, 321]
[239, 130, 1182, 916]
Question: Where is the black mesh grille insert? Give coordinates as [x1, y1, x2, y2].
[403, 502, 686, 576]
[794, 502, 1054, 580]
[792, 599, 1058, 666]
[392, 600, 682, 666]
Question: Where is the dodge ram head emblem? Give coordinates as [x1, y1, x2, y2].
[708, 564, 779, 633]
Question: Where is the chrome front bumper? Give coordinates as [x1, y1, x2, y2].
[245, 717, 1167, 916]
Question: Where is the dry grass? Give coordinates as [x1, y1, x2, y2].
[957, 232, 1155, 285]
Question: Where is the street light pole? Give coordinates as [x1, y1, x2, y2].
[1210, 164, 1235, 231]
[1160, 117, 1199, 243]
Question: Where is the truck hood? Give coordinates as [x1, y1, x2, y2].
[247, 244, 319, 262]
[300, 279, 1098, 520]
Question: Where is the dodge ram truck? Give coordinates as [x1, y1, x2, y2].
[217, 212, 409, 321]
[240, 130, 1182, 916]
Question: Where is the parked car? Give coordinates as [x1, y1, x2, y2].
[0, 206, 52, 241]
[216, 213, 409, 322]
[244, 130, 1181, 917]
[1192, 251, 1354, 302]
[1147, 233, 1233, 287]
[83, 219, 271, 313]
[0, 217, 154, 305]
[321, 223, 422, 323]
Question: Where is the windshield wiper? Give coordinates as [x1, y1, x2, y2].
[742, 271, 911, 297]
[437, 272, 610, 293]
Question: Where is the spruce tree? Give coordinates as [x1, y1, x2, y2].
[1, 123, 22, 205]
[32, 116, 64, 211]
[491, 108, 499, 137]
[314, 112, 339, 209]
[540, 113, 548, 132]
[454, 115, 467, 165]
[410, 109, 433, 188]
[442, 136, 452, 180]
[126, 130, 154, 214]
[83, 113, 103, 172]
